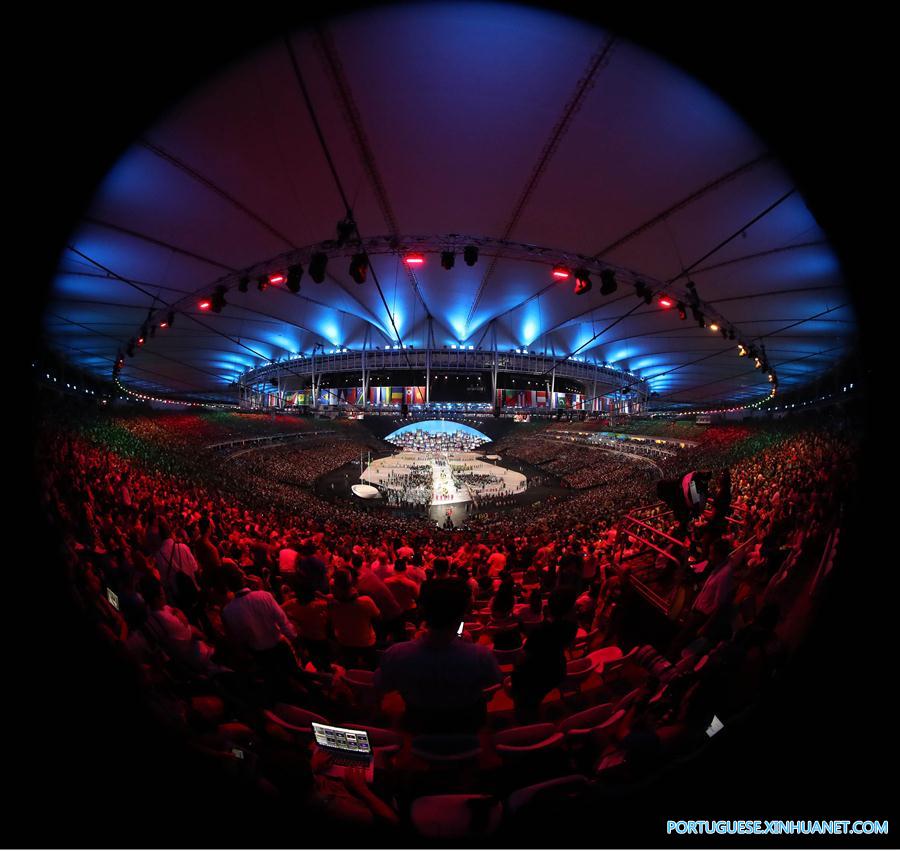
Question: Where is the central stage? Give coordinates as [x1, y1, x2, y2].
[359, 451, 527, 524]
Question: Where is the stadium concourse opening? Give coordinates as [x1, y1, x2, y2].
[26, 1, 876, 847]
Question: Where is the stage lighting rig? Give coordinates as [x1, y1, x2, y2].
[463, 245, 479, 266]
[310, 252, 328, 283]
[211, 285, 228, 313]
[686, 279, 699, 304]
[441, 251, 455, 270]
[691, 305, 705, 327]
[349, 253, 369, 284]
[573, 268, 592, 295]
[286, 264, 303, 294]
[599, 269, 617, 296]
[257, 275, 268, 293]
[238, 276, 250, 293]
[335, 217, 355, 247]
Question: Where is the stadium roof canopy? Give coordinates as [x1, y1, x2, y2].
[45, 2, 855, 405]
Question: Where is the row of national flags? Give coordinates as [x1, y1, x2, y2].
[282, 386, 428, 406]
[266, 386, 621, 411]
[496, 390, 620, 411]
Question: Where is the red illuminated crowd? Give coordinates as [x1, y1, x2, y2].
[35, 404, 856, 835]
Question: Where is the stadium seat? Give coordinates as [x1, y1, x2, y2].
[493, 723, 565, 763]
[559, 701, 615, 735]
[463, 622, 484, 640]
[600, 646, 638, 683]
[411, 734, 482, 767]
[570, 627, 603, 657]
[262, 704, 328, 741]
[410, 794, 503, 838]
[343, 668, 378, 710]
[493, 645, 525, 667]
[559, 656, 594, 699]
[506, 774, 591, 816]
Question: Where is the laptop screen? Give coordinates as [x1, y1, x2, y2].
[705, 714, 724, 738]
[311, 723, 371, 754]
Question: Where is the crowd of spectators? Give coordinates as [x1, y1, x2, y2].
[34, 402, 856, 835]
[228, 438, 376, 488]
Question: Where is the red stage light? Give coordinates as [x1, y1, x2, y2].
[268, 272, 285, 286]
[159, 321, 168, 329]
[657, 294, 675, 309]
[552, 265, 570, 280]
[404, 253, 425, 265]
[137, 337, 145, 346]
[198, 299, 211, 310]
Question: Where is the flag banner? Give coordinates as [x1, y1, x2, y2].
[552, 392, 585, 409]
[369, 386, 395, 405]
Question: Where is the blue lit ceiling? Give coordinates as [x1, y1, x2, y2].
[45, 2, 855, 404]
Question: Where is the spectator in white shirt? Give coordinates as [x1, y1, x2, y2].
[278, 538, 300, 576]
[222, 567, 299, 696]
[155, 518, 201, 612]
[137, 576, 219, 673]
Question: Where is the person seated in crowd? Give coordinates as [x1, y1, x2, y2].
[510, 586, 578, 723]
[450, 564, 478, 607]
[155, 518, 202, 616]
[349, 552, 403, 643]
[374, 582, 502, 733]
[486, 578, 522, 650]
[193, 515, 221, 579]
[297, 540, 329, 595]
[384, 558, 419, 621]
[282, 580, 331, 672]
[417, 555, 451, 611]
[575, 581, 601, 627]
[137, 576, 220, 674]
[474, 564, 495, 602]
[78, 564, 129, 645]
[520, 564, 541, 590]
[221, 565, 299, 680]
[670, 537, 736, 653]
[328, 569, 380, 669]
[277, 535, 301, 578]
[514, 587, 545, 631]
[486, 545, 507, 576]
